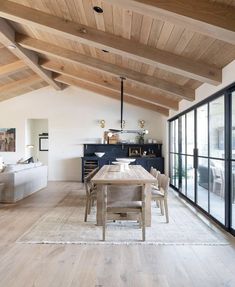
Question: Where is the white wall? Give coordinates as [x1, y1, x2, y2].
[0, 86, 166, 181]
[164, 60, 235, 174]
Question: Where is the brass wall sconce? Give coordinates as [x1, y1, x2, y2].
[99, 120, 105, 128]
[139, 120, 145, 129]
[121, 120, 126, 129]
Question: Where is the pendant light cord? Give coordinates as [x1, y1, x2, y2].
[120, 77, 126, 130]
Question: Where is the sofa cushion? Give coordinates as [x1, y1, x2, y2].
[4, 162, 42, 173]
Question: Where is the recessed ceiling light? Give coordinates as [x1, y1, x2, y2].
[102, 49, 109, 53]
[7, 44, 16, 49]
[93, 6, 103, 13]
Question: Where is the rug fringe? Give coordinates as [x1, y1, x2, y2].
[17, 240, 229, 246]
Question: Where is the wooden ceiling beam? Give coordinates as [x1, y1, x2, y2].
[17, 35, 194, 101]
[0, 60, 26, 77]
[55, 74, 169, 116]
[0, 83, 47, 102]
[0, 1, 221, 85]
[0, 18, 62, 90]
[0, 74, 43, 95]
[104, 0, 235, 45]
[41, 60, 179, 110]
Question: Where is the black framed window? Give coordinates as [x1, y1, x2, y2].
[169, 82, 235, 235]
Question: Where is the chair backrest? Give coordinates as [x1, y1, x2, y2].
[158, 174, 170, 196]
[150, 166, 155, 176]
[150, 167, 161, 188]
[84, 167, 99, 195]
[156, 170, 161, 180]
[150, 167, 159, 178]
[107, 185, 143, 202]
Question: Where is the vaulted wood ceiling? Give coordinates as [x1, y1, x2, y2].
[0, 0, 235, 116]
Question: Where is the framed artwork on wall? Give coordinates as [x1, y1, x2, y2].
[39, 137, 48, 151]
[0, 128, 16, 152]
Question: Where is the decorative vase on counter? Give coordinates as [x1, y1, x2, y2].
[138, 135, 144, 144]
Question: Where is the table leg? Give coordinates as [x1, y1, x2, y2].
[96, 184, 104, 226]
[145, 183, 151, 227]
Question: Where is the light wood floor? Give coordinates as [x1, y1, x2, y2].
[0, 182, 235, 287]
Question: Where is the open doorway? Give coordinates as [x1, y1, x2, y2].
[26, 119, 48, 166]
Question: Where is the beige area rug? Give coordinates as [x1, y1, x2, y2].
[17, 188, 228, 245]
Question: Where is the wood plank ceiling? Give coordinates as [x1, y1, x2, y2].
[0, 0, 235, 116]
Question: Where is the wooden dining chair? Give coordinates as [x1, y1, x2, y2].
[150, 168, 161, 187]
[84, 167, 99, 222]
[102, 184, 146, 241]
[151, 174, 170, 223]
[150, 167, 161, 207]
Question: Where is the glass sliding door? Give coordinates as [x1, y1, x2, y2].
[179, 115, 186, 195]
[169, 83, 235, 234]
[174, 120, 179, 189]
[170, 113, 195, 198]
[209, 96, 225, 224]
[197, 105, 209, 211]
[181, 115, 186, 195]
[197, 157, 209, 211]
[186, 156, 195, 201]
[169, 120, 179, 189]
[231, 91, 235, 231]
[181, 155, 186, 195]
[186, 111, 195, 201]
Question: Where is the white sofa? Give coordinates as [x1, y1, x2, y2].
[0, 163, 48, 203]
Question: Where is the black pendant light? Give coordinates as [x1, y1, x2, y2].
[108, 77, 149, 136]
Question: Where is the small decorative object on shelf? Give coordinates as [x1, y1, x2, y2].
[109, 134, 119, 144]
[129, 147, 142, 157]
[104, 131, 119, 144]
[137, 134, 145, 144]
[94, 152, 105, 157]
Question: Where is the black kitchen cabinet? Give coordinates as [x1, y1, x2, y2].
[81, 143, 164, 182]
[135, 157, 164, 173]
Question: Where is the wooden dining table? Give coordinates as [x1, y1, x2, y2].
[91, 165, 157, 226]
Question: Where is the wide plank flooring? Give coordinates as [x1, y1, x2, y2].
[0, 181, 235, 287]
